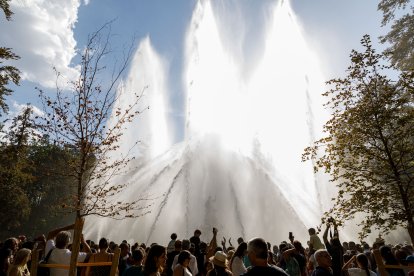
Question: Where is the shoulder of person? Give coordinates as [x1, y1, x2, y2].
[77, 251, 89, 260]
[8, 265, 18, 273]
[125, 265, 144, 276]
[45, 239, 56, 252]
[272, 265, 289, 276]
[46, 239, 55, 245]
[88, 252, 97, 262]
[347, 267, 360, 276]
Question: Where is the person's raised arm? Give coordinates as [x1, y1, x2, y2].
[323, 223, 330, 244]
[221, 237, 227, 253]
[342, 255, 356, 271]
[206, 227, 218, 260]
[333, 222, 339, 242]
[289, 232, 295, 245]
[81, 234, 92, 254]
[282, 248, 296, 261]
[46, 223, 75, 241]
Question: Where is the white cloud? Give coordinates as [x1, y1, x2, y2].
[83, 0, 90, 5]
[0, 0, 81, 88]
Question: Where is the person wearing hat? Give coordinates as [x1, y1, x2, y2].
[207, 251, 233, 276]
[242, 238, 288, 276]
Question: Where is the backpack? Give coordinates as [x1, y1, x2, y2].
[38, 248, 54, 276]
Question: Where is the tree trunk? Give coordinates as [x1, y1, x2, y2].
[407, 222, 414, 245]
[76, 175, 82, 218]
[68, 217, 84, 276]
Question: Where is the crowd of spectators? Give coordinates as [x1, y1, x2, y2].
[1, 221, 414, 276]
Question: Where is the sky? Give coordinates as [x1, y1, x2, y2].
[1, 0, 386, 141]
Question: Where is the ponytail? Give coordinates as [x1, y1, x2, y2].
[356, 254, 370, 276]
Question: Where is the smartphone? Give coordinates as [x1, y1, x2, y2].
[289, 232, 293, 239]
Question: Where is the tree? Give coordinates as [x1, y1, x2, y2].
[0, 105, 80, 240]
[21, 138, 76, 238]
[303, 35, 414, 243]
[0, 109, 78, 239]
[0, 0, 13, 20]
[378, 0, 414, 70]
[0, 48, 20, 114]
[0, 106, 35, 237]
[0, 0, 20, 115]
[37, 23, 151, 220]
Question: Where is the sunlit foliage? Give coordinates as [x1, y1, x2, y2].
[0, 0, 20, 115]
[378, 0, 414, 70]
[303, 35, 414, 243]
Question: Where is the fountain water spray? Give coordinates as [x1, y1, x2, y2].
[84, 0, 333, 245]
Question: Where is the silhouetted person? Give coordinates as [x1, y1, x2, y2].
[242, 238, 288, 276]
[312, 249, 332, 276]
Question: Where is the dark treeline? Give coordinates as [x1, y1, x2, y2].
[0, 106, 76, 239]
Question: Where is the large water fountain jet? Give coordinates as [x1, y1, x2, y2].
[84, 0, 333, 244]
[110, 36, 173, 161]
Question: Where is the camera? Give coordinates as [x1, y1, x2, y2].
[327, 217, 335, 223]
